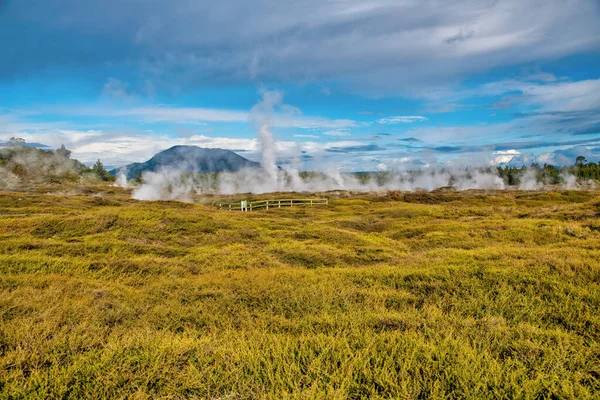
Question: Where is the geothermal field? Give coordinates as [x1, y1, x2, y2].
[1, 119, 599, 399]
[2, 0, 600, 397]
[1, 181, 599, 398]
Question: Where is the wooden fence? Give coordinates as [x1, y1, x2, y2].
[218, 198, 328, 211]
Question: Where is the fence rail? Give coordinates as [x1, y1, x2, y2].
[217, 198, 328, 212]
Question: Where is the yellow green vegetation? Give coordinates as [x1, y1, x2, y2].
[1, 187, 599, 398]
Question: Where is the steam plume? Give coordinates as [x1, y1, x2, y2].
[251, 91, 282, 182]
[127, 92, 595, 201]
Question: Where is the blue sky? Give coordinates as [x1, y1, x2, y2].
[1, 0, 599, 170]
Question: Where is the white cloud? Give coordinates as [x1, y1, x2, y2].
[481, 78, 600, 112]
[1, 126, 382, 169]
[492, 149, 520, 165]
[322, 129, 351, 136]
[377, 116, 428, 124]
[537, 145, 600, 165]
[0, 127, 259, 166]
[294, 134, 319, 139]
[537, 152, 555, 165]
[9, 0, 600, 95]
[46, 104, 358, 130]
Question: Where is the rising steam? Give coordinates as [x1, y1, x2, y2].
[114, 170, 129, 189]
[518, 169, 543, 191]
[131, 166, 591, 202]
[128, 92, 593, 202]
[250, 91, 282, 181]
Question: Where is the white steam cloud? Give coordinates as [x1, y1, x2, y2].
[128, 92, 595, 202]
[251, 91, 281, 181]
[0, 166, 20, 189]
[518, 169, 543, 190]
[130, 167, 510, 202]
[560, 171, 579, 190]
[132, 169, 195, 202]
[113, 170, 129, 189]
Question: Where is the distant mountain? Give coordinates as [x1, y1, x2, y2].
[0, 141, 50, 149]
[110, 146, 261, 179]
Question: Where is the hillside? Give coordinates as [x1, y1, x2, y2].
[0, 187, 599, 398]
[110, 145, 261, 179]
[0, 146, 89, 187]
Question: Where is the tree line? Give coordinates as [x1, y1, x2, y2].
[496, 156, 600, 185]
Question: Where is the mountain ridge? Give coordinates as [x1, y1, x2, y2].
[109, 145, 261, 179]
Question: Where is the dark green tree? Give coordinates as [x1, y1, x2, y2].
[56, 144, 72, 159]
[91, 159, 109, 181]
[507, 170, 515, 186]
[135, 172, 143, 184]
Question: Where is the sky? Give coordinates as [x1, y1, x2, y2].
[1, 0, 600, 171]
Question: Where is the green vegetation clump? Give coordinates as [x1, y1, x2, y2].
[0, 187, 599, 398]
[90, 159, 114, 182]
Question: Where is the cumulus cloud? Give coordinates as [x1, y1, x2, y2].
[537, 145, 600, 166]
[491, 146, 600, 167]
[492, 149, 521, 165]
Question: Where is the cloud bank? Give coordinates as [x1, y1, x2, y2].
[2, 0, 599, 94]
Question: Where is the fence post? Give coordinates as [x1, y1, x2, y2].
[266, 201, 269, 210]
[278, 200, 281, 208]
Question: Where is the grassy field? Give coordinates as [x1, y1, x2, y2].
[1, 186, 599, 398]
